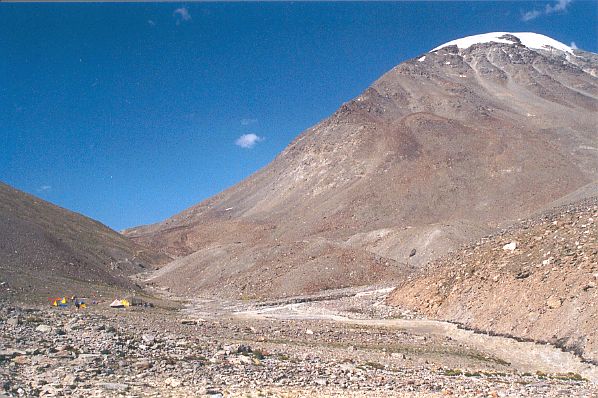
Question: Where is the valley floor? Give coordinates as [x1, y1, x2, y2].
[1, 286, 596, 397]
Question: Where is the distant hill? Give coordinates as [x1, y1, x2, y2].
[125, 32, 598, 300]
[388, 197, 598, 363]
[0, 182, 169, 303]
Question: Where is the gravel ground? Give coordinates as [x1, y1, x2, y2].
[1, 289, 596, 397]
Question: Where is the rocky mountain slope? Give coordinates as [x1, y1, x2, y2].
[388, 197, 598, 363]
[0, 182, 169, 302]
[126, 32, 598, 299]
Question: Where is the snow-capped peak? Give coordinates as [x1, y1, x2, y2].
[431, 32, 574, 54]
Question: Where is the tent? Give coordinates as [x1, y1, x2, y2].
[50, 297, 68, 307]
[74, 297, 87, 309]
[110, 299, 130, 308]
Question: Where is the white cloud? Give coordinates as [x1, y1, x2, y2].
[522, 0, 573, 21]
[570, 41, 578, 49]
[545, 0, 572, 13]
[38, 185, 51, 192]
[173, 7, 191, 24]
[521, 9, 542, 21]
[148, 20, 156, 26]
[240, 118, 258, 126]
[235, 133, 264, 149]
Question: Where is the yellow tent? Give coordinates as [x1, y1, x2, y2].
[51, 297, 68, 307]
[109, 299, 130, 308]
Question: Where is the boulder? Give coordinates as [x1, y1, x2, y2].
[35, 324, 52, 333]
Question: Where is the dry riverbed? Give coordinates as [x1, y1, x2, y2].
[1, 286, 596, 397]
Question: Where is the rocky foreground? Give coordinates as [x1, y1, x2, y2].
[1, 295, 596, 397]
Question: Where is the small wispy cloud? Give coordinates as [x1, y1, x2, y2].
[522, 0, 573, 21]
[38, 185, 52, 193]
[240, 118, 258, 126]
[235, 133, 264, 149]
[173, 7, 191, 25]
[570, 41, 578, 49]
[545, 0, 573, 13]
[148, 20, 156, 26]
[521, 9, 542, 21]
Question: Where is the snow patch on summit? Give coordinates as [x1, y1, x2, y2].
[432, 32, 574, 54]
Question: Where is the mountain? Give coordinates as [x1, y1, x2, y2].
[125, 32, 598, 300]
[0, 182, 169, 302]
[387, 197, 598, 363]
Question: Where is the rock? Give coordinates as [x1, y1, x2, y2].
[12, 356, 29, 365]
[72, 353, 101, 365]
[35, 324, 52, 333]
[181, 318, 204, 325]
[515, 270, 531, 279]
[98, 382, 129, 392]
[315, 378, 327, 386]
[134, 359, 153, 370]
[547, 297, 562, 309]
[6, 317, 20, 327]
[409, 249, 417, 257]
[0, 349, 26, 359]
[62, 374, 79, 387]
[39, 385, 60, 396]
[305, 329, 314, 335]
[164, 377, 182, 387]
[502, 241, 517, 252]
[229, 355, 253, 365]
[142, 334, 156, 344]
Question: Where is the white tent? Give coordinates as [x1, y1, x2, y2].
[110, 299, 125, 308]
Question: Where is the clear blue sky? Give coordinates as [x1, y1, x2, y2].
[1, 1, 596, 231]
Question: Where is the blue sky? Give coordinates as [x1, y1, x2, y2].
[1, 1, 596, 231]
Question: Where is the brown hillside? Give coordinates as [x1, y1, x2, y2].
[126, 34, 598, 299]
[388, 198, 598, 363]
[0, 182, 169, 302]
